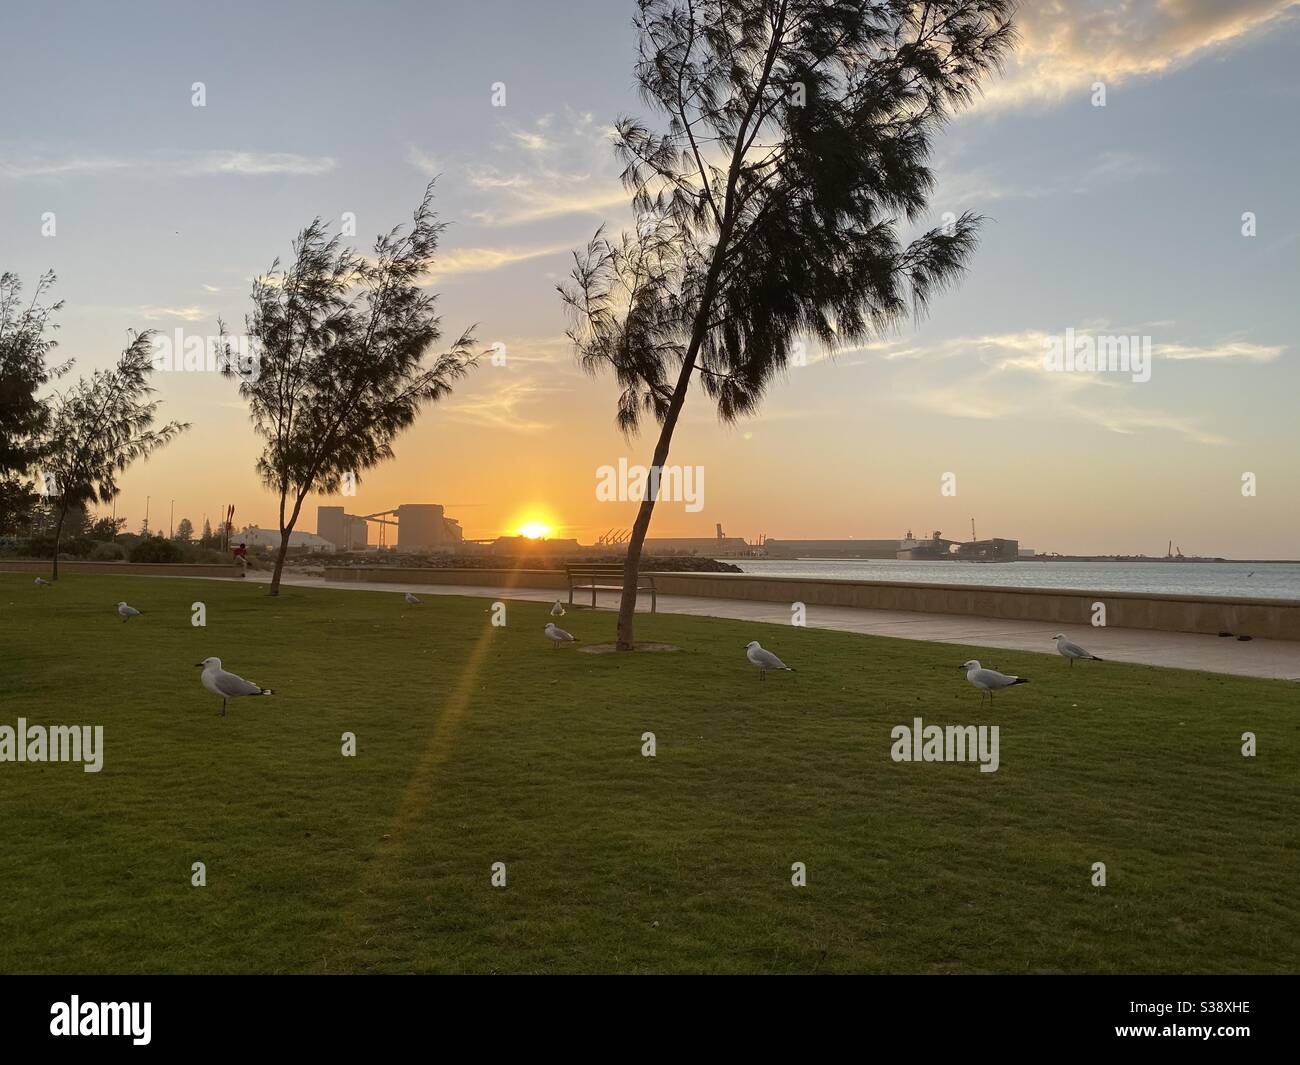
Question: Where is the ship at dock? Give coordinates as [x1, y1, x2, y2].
[897, 528, 1021, 562]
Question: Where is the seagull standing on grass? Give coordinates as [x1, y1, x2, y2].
[117, 601, 142, 622]
[746, 641, 794, 681]
[551, 600, 566, 617]
[960, 660, 1028, 704]
[544, 622, 577, 649]
[1052, 633, 1102, 667]
[196, 657, 274, 717]
[404, 592, 422, 605]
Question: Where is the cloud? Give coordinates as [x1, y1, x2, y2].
[934, 150, 1162, 207]
[0, 149, 336, 180]
[828, 325, 1282, 446]
[426, 242, 573, 282]
[137, 305, 210, 322]
[980, 0, 1299, 109]
[445, 372, 569, 433]
[406, 146, 441, 177]
[458, 110, 628, 226]
[1160, 341, 1283, 362]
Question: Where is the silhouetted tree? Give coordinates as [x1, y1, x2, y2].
[225, 182, 476, 595]
[562, 0, 1016, 648]
[87, 514, 128, 541]
[174, 517, 195, 542]
[41, 333, 189, 578]
[0, 271, 69, 530]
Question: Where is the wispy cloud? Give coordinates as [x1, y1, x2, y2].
[1160, 341, 1283, 362]
[455, 110, 628, 226]
[137, 305, 210, 322]
[0, 149, 336, 180]
[826, 325, 1284, 446]
[406, 145, 441, 177]
[426, 242, 573, 282]
[980, 0, 1300, 110]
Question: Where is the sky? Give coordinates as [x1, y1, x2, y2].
[2, 0, 1298, 557]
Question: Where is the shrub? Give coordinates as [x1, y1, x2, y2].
[128, 536, 184, 564]
[90, 542, 127, 561]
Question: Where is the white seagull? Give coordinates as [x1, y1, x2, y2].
[404, 592, 422, 605]
[196, 656, 274, 717]
[961, 659, 1028, 703]
[550, 600, 566, 617]
[746, 640, 794, 681]
[117, 601, 142, 622]
[544, 622, 577, 649]
[34, 576, 50, 586]
[1052, 633, 1102, 667]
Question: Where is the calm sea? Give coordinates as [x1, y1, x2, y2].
[731, 559, 1300, 601]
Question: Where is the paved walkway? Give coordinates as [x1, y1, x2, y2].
[226, 571, 1300, 681]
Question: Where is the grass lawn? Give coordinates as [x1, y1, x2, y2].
[0, 571, 1296, 974]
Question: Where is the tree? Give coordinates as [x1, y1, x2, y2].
[87, 514, 127, 541]
[561, 0, 1015, 648]
[200, 518, 216, 548]
[41, 332, 189, 578]
[174, 517, 195, 542]
[226, 182, 476, 595]
[0, 271, 69, 530]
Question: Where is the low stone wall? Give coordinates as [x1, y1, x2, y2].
[0, 560, 240, 578]
[323, 566, 570, 591]
[322, 566, 1300, 641]
[648, 573, 1300, 641]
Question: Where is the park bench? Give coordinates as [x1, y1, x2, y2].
[565, 563, 657, 613]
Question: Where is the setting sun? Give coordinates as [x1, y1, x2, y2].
[517, 521, 551, 540]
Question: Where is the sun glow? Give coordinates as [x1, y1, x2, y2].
[518, 521, 551, 540]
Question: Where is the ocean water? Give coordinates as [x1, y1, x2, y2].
[730, 559, 1300, 601]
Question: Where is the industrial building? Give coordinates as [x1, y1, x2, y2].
[764, 538, 902, 559]
[237, 526, 336, 553]
[315, 504, 464, 553]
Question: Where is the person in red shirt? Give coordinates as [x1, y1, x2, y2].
[232, 542, 248, 577]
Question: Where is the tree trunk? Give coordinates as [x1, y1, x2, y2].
[50, 505, 67, 581]
[616, 407, 688, 649]
[268, 491, 306, 596]
[268, 533, 292, 596]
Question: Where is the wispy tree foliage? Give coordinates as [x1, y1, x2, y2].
[41, 333, 189, 578]
[0, 271, 69, 531]
[226, 182, 476, 595]
[562, 0, 1016, 648]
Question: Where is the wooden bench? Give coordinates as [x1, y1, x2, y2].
[565, 564, 657, 612]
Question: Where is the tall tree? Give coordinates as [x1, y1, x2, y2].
[226, 182, 476, 595]
[41, 332, 189, 578]
[174, 516, 195, 542]
[0, 271, 69, 528]
[562, 0, 1015, 648]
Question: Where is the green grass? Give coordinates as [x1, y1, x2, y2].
[0, 572, 1296, 974]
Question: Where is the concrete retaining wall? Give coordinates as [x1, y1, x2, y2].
[0, 560, 240, 578]
[322, 567, 1300, 641]
[324, 566, 570, 591]
[649, 573, 1300, 641]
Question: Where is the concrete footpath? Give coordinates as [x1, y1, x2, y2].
[232, 571, 1300, 682]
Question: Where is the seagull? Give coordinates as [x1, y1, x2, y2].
[404, 592, 421, 605]
[544, 622, 576, 649]
[34, 577, 50, 586]
[746, 640, 794, 681]
[1052, 633, 1102, 667]
[117, 601, 142, 622]
[960, 659, 1028, 704]
[550, 600, 566, 617]
[196, 656, 274, 717]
